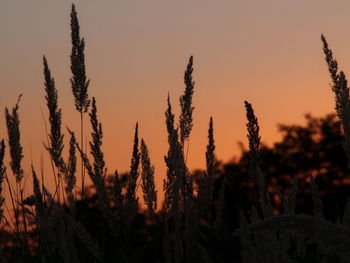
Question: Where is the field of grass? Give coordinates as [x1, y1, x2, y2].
[1, 4, 350, 263]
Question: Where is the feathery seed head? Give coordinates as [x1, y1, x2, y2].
[65, 133, 77, 197]
[206, 116, 215, 176]
[70, 4, 90, 114]
[43, 56, 64, 169]
[141, 138, 157, 214]
[179, 56, 195, 145]
[244, 100, 261, 157]
[166, 94, 175, 139]
[321, 35, 350, 165]
[320, 35, 350, 122]
[126, 123, 140, 205]
[198, 117, 216, 218]
[5, 95, 24, 182]
[89, 97, 105, 183]
[321, 34, 339, 85]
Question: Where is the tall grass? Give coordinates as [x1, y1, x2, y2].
[70, 4, 90, 201]
[1, 5, 350, 263]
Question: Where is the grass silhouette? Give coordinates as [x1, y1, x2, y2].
[1, 4, 350, 263]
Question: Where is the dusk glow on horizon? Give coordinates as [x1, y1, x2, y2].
[1, 0, 350, 205]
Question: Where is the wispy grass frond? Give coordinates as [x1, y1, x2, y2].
[206, 117, 215, 178]
[71, 3, 90, 201]
[244, 101, 272, 218]
[244, 101, 260, 159]
[89, 97, 105, 181]
[322, 36, 349, 120]
[125, 123, 140, 222]
[321, 34, 339, 86]
[65, 133, 77, 210]
[198, 117, 215, 219]
[179, 56, 195, 145]
[166, 94, 176, 139]
[140, 138, 157, 216]
[244, 100, 262, 186]
[321, 35, 350, 164]
[5, 95, 24, 183]
[43, 56, 64, 169]
[164, 95, 181, 213]
[70, 4, 90, 114]
[126, 123, 140, 201]
[164, 95, 194, 214]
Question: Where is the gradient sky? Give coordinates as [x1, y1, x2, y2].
[1, 0, 350, 207]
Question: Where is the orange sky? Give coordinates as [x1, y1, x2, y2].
[1, 0, 350, 208]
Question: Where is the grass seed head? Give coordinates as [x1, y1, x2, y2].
[5, 95, 24, 182]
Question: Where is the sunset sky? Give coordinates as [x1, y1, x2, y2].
[1, 0, 350, 205]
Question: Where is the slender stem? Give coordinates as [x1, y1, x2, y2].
[81, 112, 85, 201]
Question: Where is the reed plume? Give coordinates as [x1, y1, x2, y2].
[179, 57, 195, 210]
[179, 56, 195, 146]
[43, 56, 64, 169]
[206, 117, 215, 178]
[244, 100, 272, 218]
[198, 117, 215, 220]
[125, 123, 140, 222]
[163, 95, 183, 261]
[70, 4, 90, 114]
[4, 96, 25, 250]
[89, 98, 105, 181]
[321, 34, 350, 164]
[140, 138, 157, 217]
[164, 95, 181, 214]
[5, 95, 24, 183]
[65, 133, 77, 210]
[70, 3, 90, 199]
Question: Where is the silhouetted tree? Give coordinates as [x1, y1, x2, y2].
[221, 113, 350, 224]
